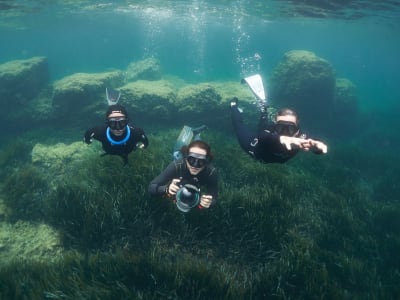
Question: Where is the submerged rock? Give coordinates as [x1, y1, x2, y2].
[334, 78, 358, 115]
[269, 50, 336, 132]
[125, 57, 162, 82]
[0, 221, 62, 264]
[52, 71, 123, 117]
[0, 56, 48, 115]
[176, 83, 222, 114]
[120, 79, 177, 120]
[32, 141, 95, 180]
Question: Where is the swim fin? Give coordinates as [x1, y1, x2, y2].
[106, 88, 121, 105]
[241, 74, 266, 101]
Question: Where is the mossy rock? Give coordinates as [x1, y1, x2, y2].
[120, 79, 177, 120]
[0, 56, 49, 118]
[31, 141, 97, 184]
[208, 81, 255, 103]
[334, 78, 358, 115]
[270, 50, 335, 109]
[0, 221, 62, 265]
[176, 83, 222, 114]
[125, 57, 162, 82]
[52, 71, 123, 116]
[269, 50, 336, 132]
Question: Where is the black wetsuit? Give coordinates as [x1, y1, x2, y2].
[148, 159, 218, 206]
[231, 105, 300, 163]
[84, 124, 148, 164]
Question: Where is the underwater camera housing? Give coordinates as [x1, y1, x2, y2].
[175, 182, 200, 213]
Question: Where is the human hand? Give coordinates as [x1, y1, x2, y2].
[167, 178, 181, 195]
[84, 131, 94, 144]
[199, 194, 213, 208]
[279, 136, 305, 150]
[308, 139, 328, 154]
[137, 143, 145, 149]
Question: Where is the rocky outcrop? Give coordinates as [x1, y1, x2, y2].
[0, 57, 48, 119]
[120, 80, 177, 120]
[270, 50, 335, 122]
[52, 71, 123, 117]
[125, 57, 162, 82]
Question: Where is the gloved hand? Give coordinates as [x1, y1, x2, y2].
[84, 130, 95, 144]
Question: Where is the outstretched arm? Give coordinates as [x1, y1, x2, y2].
[84, 126, 103, 144]
[280, 136, 328, 154]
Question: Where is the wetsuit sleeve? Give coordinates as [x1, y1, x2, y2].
[84, 126, 105, 144]
[132, 127, 149, 148]
[148, 161, 178, 196]
[257, 130, 299, 163]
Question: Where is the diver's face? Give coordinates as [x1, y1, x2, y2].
[107, 112, 127, 136]
[275, 115, 299, 137]
[186, 146, 207, 175]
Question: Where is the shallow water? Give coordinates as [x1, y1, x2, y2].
[1, 1, 400, 299]
[1, 0, 400, 111]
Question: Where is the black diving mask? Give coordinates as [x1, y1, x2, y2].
[274, 121, 299, 136]
[186, 152, 208, 168]
[108, 118, 128, 130]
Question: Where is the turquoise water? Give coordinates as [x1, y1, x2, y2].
[2, 1, 399, 111]
[1, 1, 400, 299]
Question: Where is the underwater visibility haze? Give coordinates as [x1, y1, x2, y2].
[0, 1, 400, 299]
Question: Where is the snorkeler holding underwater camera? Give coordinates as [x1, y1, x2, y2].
[148, 140, 218, 212]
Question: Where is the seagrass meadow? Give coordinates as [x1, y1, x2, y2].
[1, 0, 400, 299]
[0, 123, 399, 299]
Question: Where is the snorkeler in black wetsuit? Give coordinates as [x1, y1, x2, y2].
[148, 140, 218, 212]
[84, 104, 148, 164]
[230, 98, 327, 164]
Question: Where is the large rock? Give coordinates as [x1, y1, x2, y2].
[176, 83, 222, 114]
[269, 50, 336, 130]
[334, 78, 357, 115]
[120, 80, 177, 122]
[125, 58, 162, 82]
[0, 56, 48, 108]
[52, 71, 123, 117]
[31, 141, 96, 182]
[332, 78, 359, 135]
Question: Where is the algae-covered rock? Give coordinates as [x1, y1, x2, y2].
[125, 57, 162, 82]
[208, 81, 255, 103]
[0, 221, 62, 264]
[0, 56, 48, 108]
[334, 78, 358, 115]
[176, 83, 222, 114]
[120, 80, 177, 120]
[269, 50, 336, 132]
[31, 141, 97, 181]
[52, 71, 123, 116]
[270, 50, 336, 112]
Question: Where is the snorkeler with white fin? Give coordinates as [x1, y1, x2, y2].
[83, 88, 149, 165]
[106, 87, 121, 105]
[173, 125, 207, 160]
[231, 73, 328, 164]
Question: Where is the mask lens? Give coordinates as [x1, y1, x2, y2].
[108, 118, 127, 130]
[187, 155, 207, 168]
[274, 121, 298, 136]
